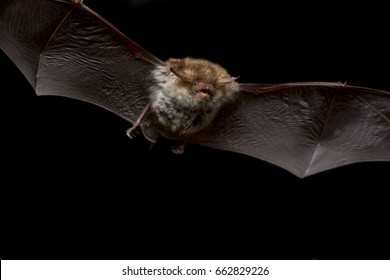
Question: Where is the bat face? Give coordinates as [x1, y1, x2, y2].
[149, 57, 239, 135]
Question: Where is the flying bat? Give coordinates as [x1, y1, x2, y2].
[1, 0, 389, 178]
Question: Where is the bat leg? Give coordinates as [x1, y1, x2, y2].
[126, 102, 152, 139]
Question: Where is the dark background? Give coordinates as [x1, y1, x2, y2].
[1, 0, 389, 259]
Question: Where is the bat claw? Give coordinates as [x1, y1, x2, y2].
[126, 126, 139, 139]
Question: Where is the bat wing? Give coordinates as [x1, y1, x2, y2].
[191, 82, 390, 178]
[0, 0, 163, 128]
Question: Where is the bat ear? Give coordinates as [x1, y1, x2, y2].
[170, 67, 192, 83]
[217, 76, 239, 86]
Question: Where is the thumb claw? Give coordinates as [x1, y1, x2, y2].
[126, 126, 139, 139]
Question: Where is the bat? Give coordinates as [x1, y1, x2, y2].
[1, 0, 389, 178]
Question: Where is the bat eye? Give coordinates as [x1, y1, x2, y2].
[170, 67, 192, 82]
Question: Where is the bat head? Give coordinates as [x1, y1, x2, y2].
[166, 57, 239, 103]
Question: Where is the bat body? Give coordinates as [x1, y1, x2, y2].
[1, 0, 390, 178]
[125, 57, 239, 143]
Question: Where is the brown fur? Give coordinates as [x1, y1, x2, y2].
[150, 57, 239, 135]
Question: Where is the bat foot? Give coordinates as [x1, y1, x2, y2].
[126, 126, 139, 139]
[171, 143, 186, 154]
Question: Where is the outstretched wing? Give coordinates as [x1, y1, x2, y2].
[192, 82, 390, 178]
[0, 0, 163, 124]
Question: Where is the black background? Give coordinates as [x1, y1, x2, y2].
[1, 0, 389, 259]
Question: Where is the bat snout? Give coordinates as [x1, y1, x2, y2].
[192, 81, 214, 98]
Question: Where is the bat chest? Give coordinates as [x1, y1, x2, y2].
[150, 93, 216, 135]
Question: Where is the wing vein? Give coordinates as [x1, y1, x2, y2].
[303, 89, 339, 177]
[352, 92, 390, 124]
[35, 3, 76, 91]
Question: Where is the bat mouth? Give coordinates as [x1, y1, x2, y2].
[196, 89, 211, 99]
[193, 82, 213, 99]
